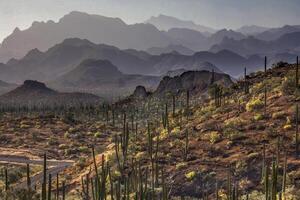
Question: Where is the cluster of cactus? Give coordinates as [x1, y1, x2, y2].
[162, 103, 169, 132]
[214, 85, 222, 108]
[81, 144, 170, 200]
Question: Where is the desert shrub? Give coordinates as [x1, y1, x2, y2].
[78, 146, 89, 153]
[209, 131, 221, 144]
[58, 144, 68, 149]
[224, 117, 246, 130]
[247, 152, 259, 160]
[185, 171, 197, 181]
[253, 113, 264, 121]
[266, 127, 278, 137]
[246, 98, 264, 112]
[283, 117, 292, 130]
[64, 131, 70, 138]
[135, 151, 147, 161]
[175, 162, 187, 170]
[224, 128, 244, 141]
[170, 126, 181, 135]
[47, 137, 58, 146]
[281, 71, 300, 96]
[94, 132, 101, 138]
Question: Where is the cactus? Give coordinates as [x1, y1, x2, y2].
[42, 153, 47, 200]
[264, 164, 269, 200]
[48, 174, 52, 200]
[264, 86, 267, 115]
[184, 129, 189, 161]
[56, 173, 59, 200]
[271, 161, 278, 200]
[4, 167, 8, 192]
[282, 151, 287, 195]
[296, 104, 299, 156]
[211, 69, 215, 85]
[62, 181, 66, 200]
[172, 95, 176, 117]
[186, 90, 189, 111]
[26, 163, 31, 189]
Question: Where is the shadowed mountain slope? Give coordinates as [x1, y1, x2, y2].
[49, 59, 160, 99]
[0, 80, 101, 106]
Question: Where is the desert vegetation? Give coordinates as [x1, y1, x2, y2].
[0, 58, 300, 200]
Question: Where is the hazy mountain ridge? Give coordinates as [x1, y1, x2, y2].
[49, 59, 160, 99]
[236, 25, 270, 35]
[146, 44, 195, 55]
[0, 80, 101, 106]
[151, 50, 264, 77]
[0, 38, 155, 83]
[0, 11, 174, 62]
[145, 14, 216, 34]
[210, 32, 300, 56]
[0, 38, 264, 85]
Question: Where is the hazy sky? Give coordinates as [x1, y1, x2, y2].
[1, 0, 300, 41]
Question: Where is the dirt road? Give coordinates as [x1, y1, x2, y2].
[0, 155, 74, 189]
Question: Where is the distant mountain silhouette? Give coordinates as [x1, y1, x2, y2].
[151, 50, 263, 77]
[0, 80, 100, 106]
[210, 32, 300, 56]
[165, 28, 210, 51]
[236, 25, 270, 35]
[255, 25, 300, 41]
[0, 38, 154, 83]
[209, 29, 246, 44]
[0, 11, 174, 62]
[0, 80, 17, 95]
[147, 44, 195, 55]
[145, 14, 216, 34]
[49, 59, 160, 99]
[0, 38, 265, 84]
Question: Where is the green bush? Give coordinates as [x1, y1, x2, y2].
[253, 113, 264, 121]
[185, 171, 197, 181]
[209, 131, 221, 144]
[246, 98, 264, 112]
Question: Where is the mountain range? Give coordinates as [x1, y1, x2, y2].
[0, 38, 266, 85]
[2, 11, 299, 64]
[210, 32, 300, 57]
[0, 11, 300, 100]
[48, 59, 160, 99]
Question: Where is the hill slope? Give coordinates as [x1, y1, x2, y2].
[0, 80, 100, 106]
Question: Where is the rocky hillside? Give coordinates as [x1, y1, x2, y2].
[154, 70, 233, 96]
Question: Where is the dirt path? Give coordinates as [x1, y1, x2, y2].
[0, 155, 74, 189]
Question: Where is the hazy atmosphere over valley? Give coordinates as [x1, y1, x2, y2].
[1, 1, 300, 199]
